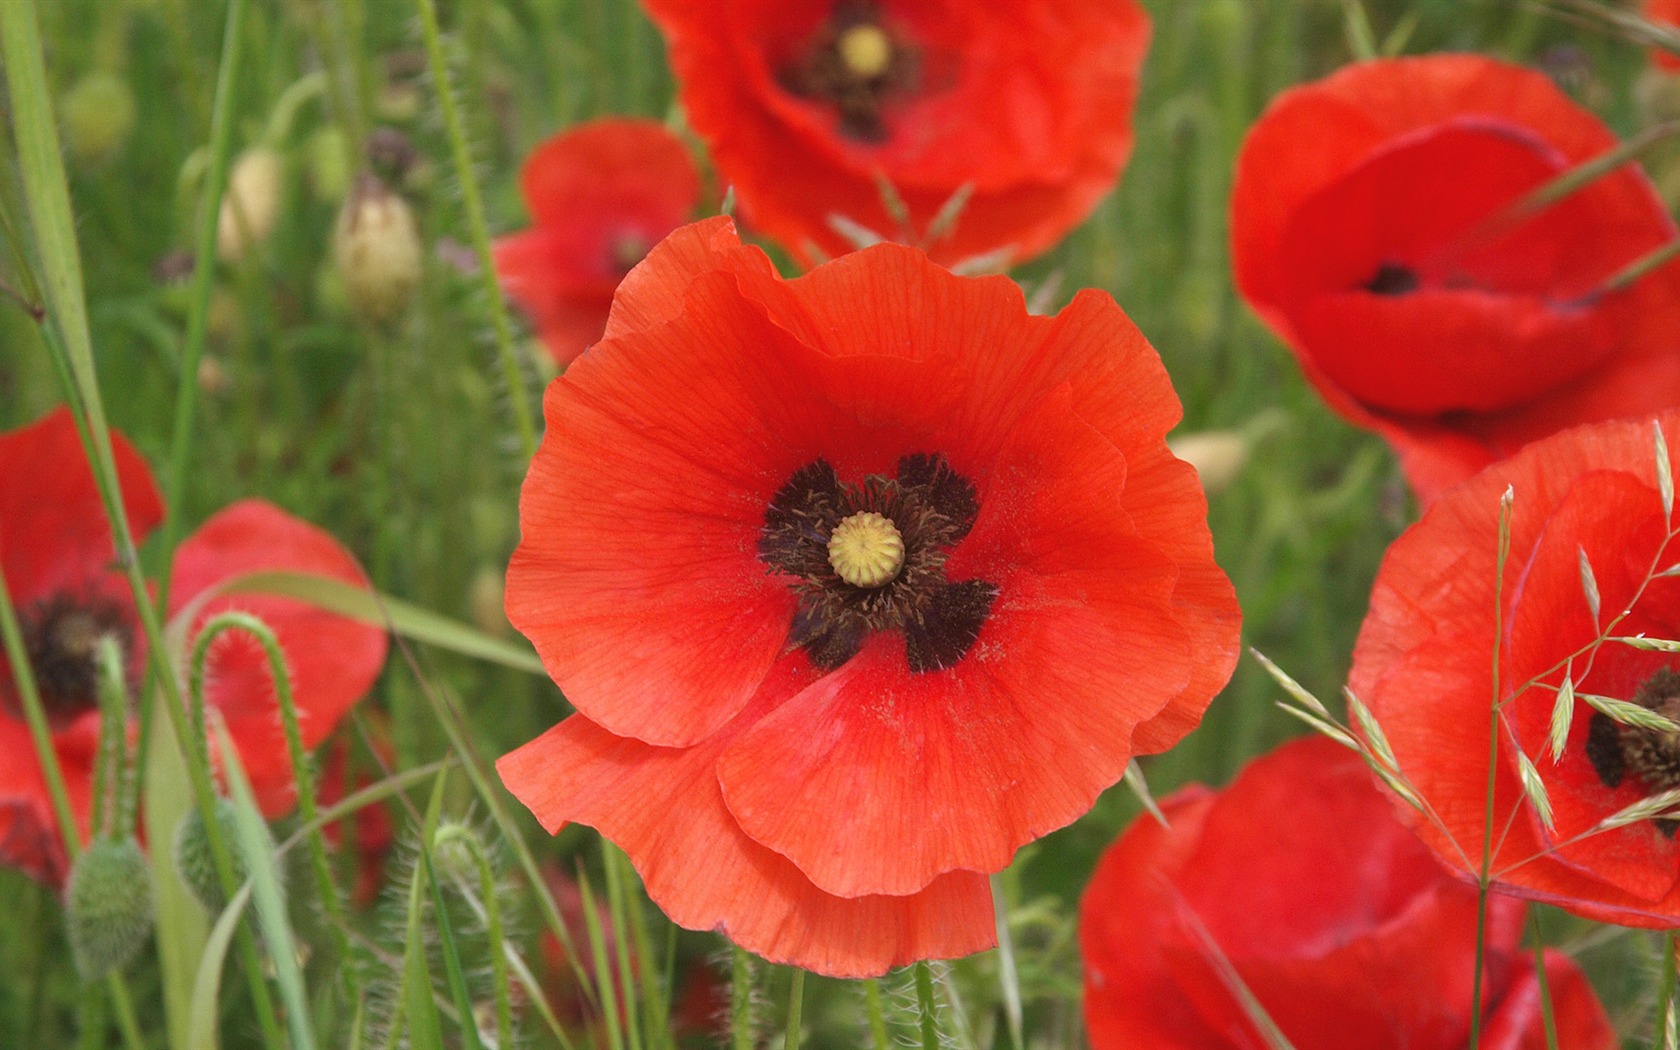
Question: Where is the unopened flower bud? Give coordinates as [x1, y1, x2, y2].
[60, 72, 137, 164]
[65, 837, 153, 980]
[217, 147, 285, 263]
[1168, 430, 1249, 497]
[173, 797, 273, 913]
[334, 172, 423, 325]
[430, 821, 486, 884]
[468, 565, 509, 638]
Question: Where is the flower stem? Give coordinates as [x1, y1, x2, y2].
[731, 947, 755, 1050]
[914, 961, 940, 1050]
[1527, 910, 1557, 1050]
[412, 0, 538, 462]
[864, 979, 890, 1050]
[785, 969, 806, 1050]
[1471, 488, 1516, 1050]
[158, 0, 248, 606]
[989, 871, 1025, 1050]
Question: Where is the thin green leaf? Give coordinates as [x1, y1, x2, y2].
[186, 881, 255, 1050]
[186, 571, 544, 674]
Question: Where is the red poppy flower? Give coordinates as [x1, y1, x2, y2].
[641, 0, 1149, 267]
[1352, 410, 1680, 927]
[1080, 736, 1617, 1050]
[493, 118, 702, 365]
[1650, 0, 1680, 72]
[0, 408, 387, 883]
[497, 217, 1241, 976]
[1231, 54, 1680, 503]
[317, 722, 397, 908]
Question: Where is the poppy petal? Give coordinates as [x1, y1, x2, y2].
[496, 659, 996, 978]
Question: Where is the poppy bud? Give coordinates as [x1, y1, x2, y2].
[173, 797, 273, 913]
[468, 565, 509, 638]
[217, 147, 285, 264]
[64, 837, 153, 980]
[430, 821, 486, 884]
[1166, 430, 1248, 496]
[334, 172, 423, 325]
[60, 71, 137, 164]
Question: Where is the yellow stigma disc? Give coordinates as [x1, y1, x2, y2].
[827, 511, 905, 588]
[837, 24, 893, 80]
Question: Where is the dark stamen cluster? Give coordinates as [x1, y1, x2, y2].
[1585, 667, 1680, 837]
[1364, 262, 1420, 296]
[759, 453, 996, 673]
[779, 2, 917, 143]
[15, 591, 133, 730]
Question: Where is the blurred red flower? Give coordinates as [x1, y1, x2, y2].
[0, 407, 387, 883]
[493, 118, 701, 364]
[1649, 0, 1680, 72]
[1353, 411, 1680, 927]
[641, 0, 1149, 267]
[316, 720, 397, 909]
[497, 217, 1240, 976]
[1081, 736, 1617, 1050]
[1232, 54, 1680, 503]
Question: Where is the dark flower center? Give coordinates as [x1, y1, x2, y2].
[1363, 262, 1420, 296]
[780, 2, 918, 143]
[758, 453, 998, 673]
[1585, 668, 1680, 837]
[12, 592, 133, 731]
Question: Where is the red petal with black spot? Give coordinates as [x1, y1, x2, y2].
[497, 217, 1240, 976]
[1079, 736, 1618, 1050]
[493, 118, 701, 364]
[0, 409, 386, 883]
[1353, 410, 1680, 927]
[1232, 55, 1680, 503]
[640, 0, 1149, 267]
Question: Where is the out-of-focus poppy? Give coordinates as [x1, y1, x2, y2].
[1648, 0, 1680, 72]
[1080, 736, 1617, 1049]
[640, 0, 1149, 267]
[1353, 411, 1680, 928]
[497, 216, 1240, 976]
[1232, 54, 1680, 503]
[0, 408, 387, 883]
[493, 118, 701, 364]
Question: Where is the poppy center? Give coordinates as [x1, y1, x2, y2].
[13, 592, 133, 731]
[758, 453, 998, 673]
[1364, 262, 1420, 296]
[827, 511, 904, 587]
[781, 3, 917, 143]
[1584, 668, 1680, 836]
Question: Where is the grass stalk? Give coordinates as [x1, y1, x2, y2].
[1470, 489, 1516, 1050]
[158, 0, 247, 595]
[412, 0, 538, 461]
[785, 969, 806, 1050]
[914, 962, 940, 1050]
[731, 947, 755, 1050]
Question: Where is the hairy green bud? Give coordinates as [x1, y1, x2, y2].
[64, 837, 153, 980]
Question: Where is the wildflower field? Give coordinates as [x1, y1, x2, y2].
[5, 0, 1680, 1046]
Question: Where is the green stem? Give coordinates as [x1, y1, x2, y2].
[863, 979, 890, 1050]
[989, 872, 1024, 1050]
[158, 0, 247, 599]
[91, 639, 129, 839]
[731, 947, 755, 1050]
[1657, 933, 1679, 1050]
[915, 961, 939, 1050]
[0, 559, 82, 863]
[189, 612, 354, 972]
[1470, 490, 1516, 1050]
[785, 970, 806, 1050]
[435, 825, 513, 1050]
[1600, 238, 1680, 296]
[1527, 911, 1557, 1050]
[412, 0, 538, 461]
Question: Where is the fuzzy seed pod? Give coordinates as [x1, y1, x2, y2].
[173, 797, 272, 912]
[429, 821, 487, 884]
[217, 147, 285, 263]
[64, 837, 153, 980]
[60, 71, 137, 164]
[334, 172, 423, 325]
